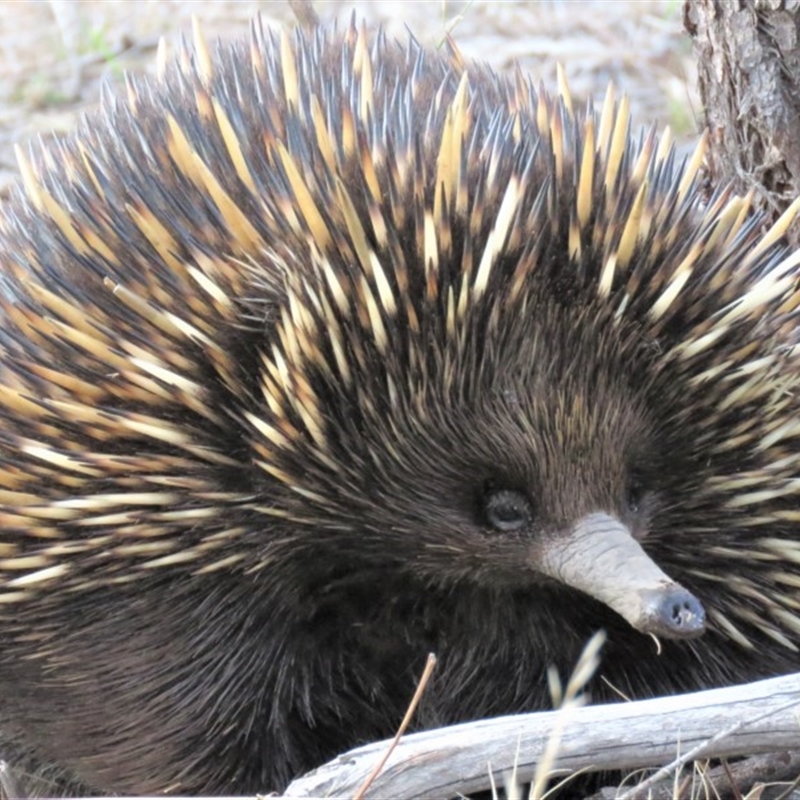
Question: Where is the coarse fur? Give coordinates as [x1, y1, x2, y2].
[2, 16, 800, 796]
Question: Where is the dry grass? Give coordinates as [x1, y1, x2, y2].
[0, 0, 698, 197]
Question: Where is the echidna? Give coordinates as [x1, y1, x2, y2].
[2, 14, 800, 797]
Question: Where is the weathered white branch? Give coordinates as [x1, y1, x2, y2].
[285, 673, 800, 799]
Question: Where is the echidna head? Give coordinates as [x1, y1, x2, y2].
[252, 253, 706, 639]
[203, 31, 800, 646]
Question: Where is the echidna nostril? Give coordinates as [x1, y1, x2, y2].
[672, 602, 688, 623]
[655, 589, 706, 636]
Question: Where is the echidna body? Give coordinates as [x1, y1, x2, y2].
[2, 17, 800, 796]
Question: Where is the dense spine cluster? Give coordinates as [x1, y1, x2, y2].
[1, 15, 800, 796]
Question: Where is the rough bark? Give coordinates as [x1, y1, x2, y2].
[684, 0, 800, 240]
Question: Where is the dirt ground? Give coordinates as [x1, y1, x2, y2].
[0, 1, 698, 197]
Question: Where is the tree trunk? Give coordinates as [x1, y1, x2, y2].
[684, 0, 800, 240]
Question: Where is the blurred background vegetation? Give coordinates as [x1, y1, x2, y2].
[0, 0, 698, 196]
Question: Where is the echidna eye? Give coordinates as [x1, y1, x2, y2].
[626, 477, 647, 514]
[483, 489, 533, 532]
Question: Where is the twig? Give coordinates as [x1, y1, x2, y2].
[352, 653, 438, 800]
[618, 697, 800, 800]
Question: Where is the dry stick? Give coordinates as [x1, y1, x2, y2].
[709, 751, 800, 797]
[617, 697, 800, 800]
[352, 653, 438, 800]
[720, 759, 743, 800]
[288, 672, 800, 799]
[703, 753, 800, 800]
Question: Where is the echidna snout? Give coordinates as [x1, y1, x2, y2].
[537, 513, 706, 639]
[639, 586, 706, 639]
